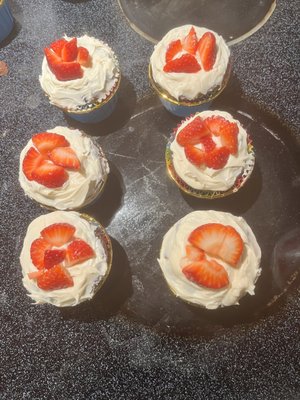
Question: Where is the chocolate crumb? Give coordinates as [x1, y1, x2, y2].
[0, 61, 8, 76]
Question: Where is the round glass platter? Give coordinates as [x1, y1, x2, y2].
[118, 0, 276, 45]
[62, 87, 300, 336]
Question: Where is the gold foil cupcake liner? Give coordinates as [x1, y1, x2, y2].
[165, 133, 255, 199]
[148, 61, 232, 107]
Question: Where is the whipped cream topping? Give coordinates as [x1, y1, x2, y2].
[150, 25, 230, 101]
[39, 35, 120, 110]
[170, 110, 253, 191]
[19, 126, 109, 210]
[158, 211, 261, 309]
[20, 211, 109, 307]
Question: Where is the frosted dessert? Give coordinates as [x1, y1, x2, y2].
[19, 126, 109, 210]
[158, 211, 261, 309]
[150, 25, 230, 102]
[168, 110, 254, 195]
[39, 35, 120, 122]
[20, 211, 111, 307]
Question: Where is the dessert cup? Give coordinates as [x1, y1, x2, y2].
[158, 210, 261, 309]
[39, 35, 121, 123]
[19, 126, 109, 210]
[20, 211, 112, 307]
[166, 110, 255, 199]
[0, 0, 14, 43]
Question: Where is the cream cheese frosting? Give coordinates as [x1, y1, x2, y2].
[170, 110, 253, 191]
[19, 126, 109, 210]
[20, 211, 109, 307]
[39, 35, 120, 110]
[158, 211, 261, 309]
[150, 25, 230, 101]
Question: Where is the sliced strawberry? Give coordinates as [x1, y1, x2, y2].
[197, 32, 216, 71]
[49, 147, 81, 170]
[199, 135, 216, 152]
[205, 146, 230, 169]
[77, 46, 91, 67]
[204, 116, 228, 136]
[176, 117, 210, 146]
[165, 39, 182, 63]
[182, 259, 229, 289]
[66, 239, 95, 267]
[32, 132, 70, 155]
[219, 122, 239, 155]
[184, 145, 206, 166]
[41, 223, 75, 247]
[44, 249, 66, 270]
[22, 147, 45, 181]
[44, 48, 83, 81]
[31, 160, 68, 188]
[28, 270, 44, 280]
[185, 244, 205, 261]
[182, 26, 198, 55]
[219, 226, 244, 266]
[30, 238, 52, 270]
[37, 264, 74, 291]
[50, 38, 67, 57]
[189, 223, 227, 259]
[164, 54, 201, 73]
[61, 38, 78, 62]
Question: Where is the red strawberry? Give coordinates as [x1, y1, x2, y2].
[77, 46, 91, 67]
[164, 54, 201, 73]
[189, 223, 227, 259]
[219, 122, 239, 155]
[199, 135, 216, 152]
[219, 226, 244, 266]
[184, 145, 206, 166]
[44, 249, 66, 270]
[32, 132, 70, 155]
[197, 32, 216, 71]
[44, 48, 83, 81]
[41, 223, 75, 247]
[49, 147, 81, 170]
[205, 146, 230, 169]
[22, 147, 45, 181]
[204, 116, 228, 136]
[66, 239, 95, 266]
[31, 160, 68, 188]
[185, 244, 205, 261]
[176, 117, 210, 146]
[182, 259, 229, 289]
[28, 270, 44, 280]
[50, 38, 67, 57]
[37, 264, 74, 291]
[165, 39, 182, 63]
[182, 26, 198, 55]
[61, 38, 78, 62]
[30, 238, 52, 270]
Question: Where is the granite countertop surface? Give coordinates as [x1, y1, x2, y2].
[0, 1, 299, 399]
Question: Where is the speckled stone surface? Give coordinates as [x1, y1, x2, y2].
[0, 1, 299, 399]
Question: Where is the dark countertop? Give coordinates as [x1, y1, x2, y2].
[0, 1, 299, 399]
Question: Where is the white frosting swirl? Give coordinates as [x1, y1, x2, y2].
[19, 126, 109, 210]
[170, 110, 253, 191]
[39, 35, 120, 110]
[158, 211, 261, 309]
[150, 25, 230, 101]
[20, 211, 109, 307]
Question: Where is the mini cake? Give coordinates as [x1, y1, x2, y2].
[0, 0, 14, 43]
[166, 110, 255, 198]
[149, 25, 230, 117]
[158, 210, 261, 309]
[20, 211, 112, 307]
[19, 126, 109, 210]
[39, 35, 120, 123]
